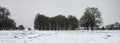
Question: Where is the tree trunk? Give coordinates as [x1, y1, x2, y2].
[87, 26, 89, 30]
[91, 26, 93, 31]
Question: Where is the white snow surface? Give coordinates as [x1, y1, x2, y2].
[0, 30, 120, 43]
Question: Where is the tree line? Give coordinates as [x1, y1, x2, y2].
[0, 6, 25, 30]
[34, 7, 103, 30]
[0, 6, 120, 30]
[34, 14, 79, 30]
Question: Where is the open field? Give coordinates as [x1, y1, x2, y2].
[0, 30, 120, 43]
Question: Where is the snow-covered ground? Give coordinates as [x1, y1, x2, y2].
[0, 30, 120, 43]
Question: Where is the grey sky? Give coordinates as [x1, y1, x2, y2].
[0, 0, 120, 28]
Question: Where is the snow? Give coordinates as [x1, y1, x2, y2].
[0, 30, 120, 43]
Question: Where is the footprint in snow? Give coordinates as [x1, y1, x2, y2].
[103, 35, 112, 39]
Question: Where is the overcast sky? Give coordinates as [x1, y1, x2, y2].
[0, 0, 120, 28]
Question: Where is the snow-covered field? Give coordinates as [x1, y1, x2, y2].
[0, 30, 120, 43]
